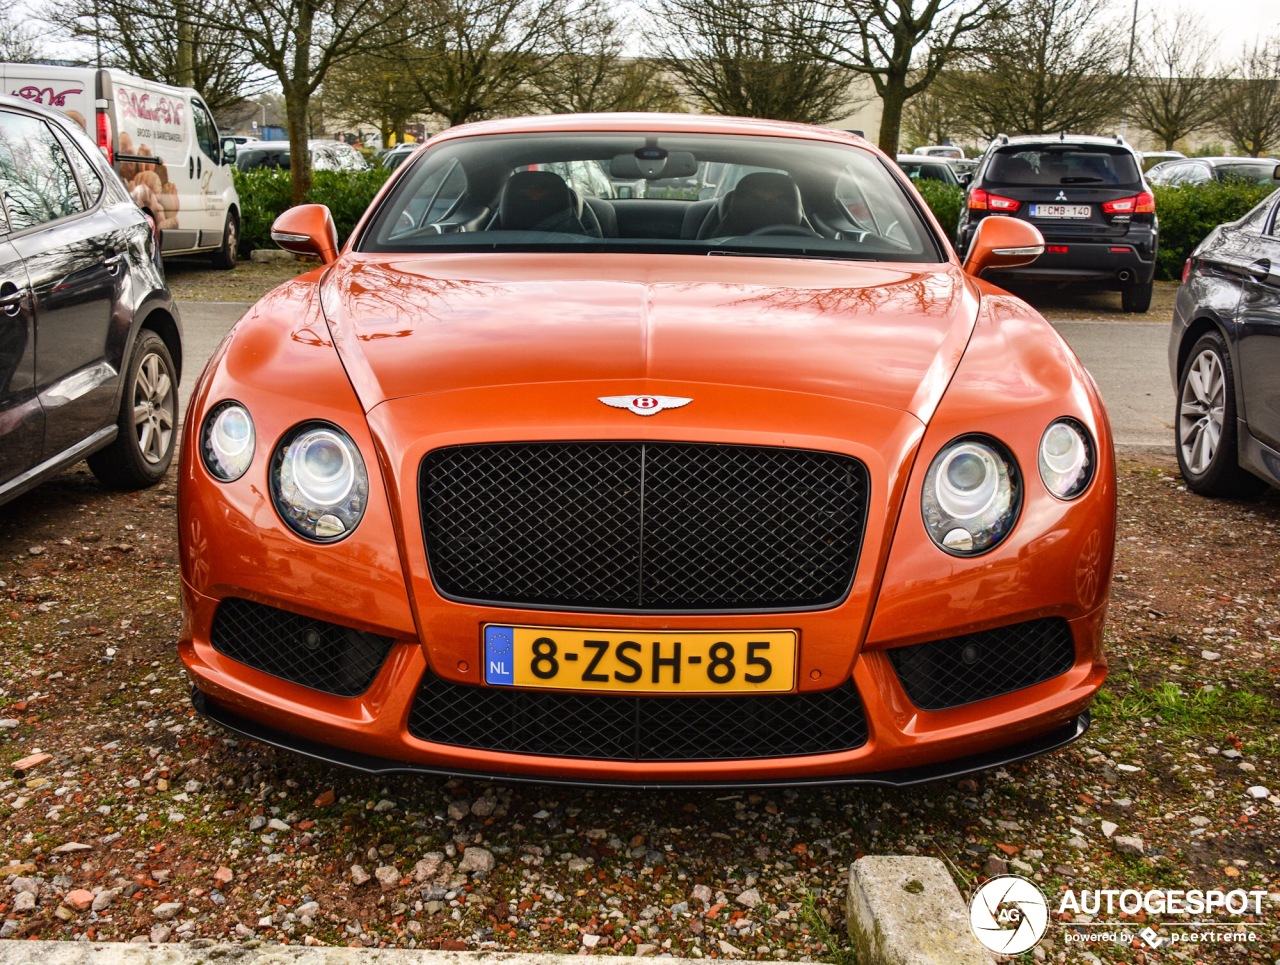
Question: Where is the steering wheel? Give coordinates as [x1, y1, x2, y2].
[747, 224, 821, 237]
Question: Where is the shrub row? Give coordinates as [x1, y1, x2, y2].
[232, 168, 391, 254]
[1149, 182, 1276, 280]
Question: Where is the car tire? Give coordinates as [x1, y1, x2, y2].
[87, 331, 178, 490]
[1121, 278, 1153, 313]
[1175, 331, 1267, 498]
[210, 211, 239, 270]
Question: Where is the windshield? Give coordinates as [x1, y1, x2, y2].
[357, 131, 943, 263]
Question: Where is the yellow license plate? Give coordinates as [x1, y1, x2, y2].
[482, 625, 796, 695]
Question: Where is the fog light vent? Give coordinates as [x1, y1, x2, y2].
[211, 598, 394, 697]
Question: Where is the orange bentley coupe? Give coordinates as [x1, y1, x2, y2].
[178, 114, 1115, 786]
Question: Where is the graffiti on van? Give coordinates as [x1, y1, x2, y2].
[117, 90, 185, 128]
[11, 86, 83, 107]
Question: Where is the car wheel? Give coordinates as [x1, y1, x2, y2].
[87, 330, 178, 489]
[210, 212, 239, 270]
[1175, 332, 1266, 497]
[1120, 278, 1153, 313]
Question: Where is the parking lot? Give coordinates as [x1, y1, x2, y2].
[1, 271, 1276, 962]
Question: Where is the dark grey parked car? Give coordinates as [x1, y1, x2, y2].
[0, 94, 182, 505]
[1170, 188, 1280, 496]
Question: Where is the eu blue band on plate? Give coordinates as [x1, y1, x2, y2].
[484, 625, 514, 685]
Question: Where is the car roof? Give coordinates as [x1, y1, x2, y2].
[430, 112, 876, 151]
[990, 133, 1134, 149]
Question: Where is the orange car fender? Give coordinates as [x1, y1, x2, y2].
[864, 287, 1116, 651]
[178, 277, 417, 642]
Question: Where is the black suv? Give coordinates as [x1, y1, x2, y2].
[956, 134, 1158, 312]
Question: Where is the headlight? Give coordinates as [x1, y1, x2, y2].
[922, 436, 1021, 555]
[270, 422, 369, 541]
[200, 401, 255, 482]
[1039, 419, 1094, 499]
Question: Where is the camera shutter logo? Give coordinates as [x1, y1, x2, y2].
[969, 875, 1049, 955]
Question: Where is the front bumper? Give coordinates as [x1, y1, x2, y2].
[181, 582, 1107, 786]
[192, 685, 1091, 789]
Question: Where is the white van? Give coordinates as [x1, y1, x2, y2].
[0, 63, 241, 268]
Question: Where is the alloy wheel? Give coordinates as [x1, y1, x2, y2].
[1178, 348, 1225, 475]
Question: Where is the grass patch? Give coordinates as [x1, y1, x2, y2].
[798, 891, 859, 965]
[1097, 679, 1278, 747]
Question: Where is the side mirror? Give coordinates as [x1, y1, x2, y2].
[271, 204, 340, 265]
[221, 141, 237, 164]
[962, 216, 1044, 278]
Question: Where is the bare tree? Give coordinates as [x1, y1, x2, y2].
[42, 0, 266, 117]
[322, 11, 425, 147]
[1130, 10, 1222, 151]
[1217, 39, 1280, 157]
[800, 0, 1008, 153]
[646, 0, 854, 124]
[534, 8, 685, 114]
[402, 0, 570, 128]
[945, 0, 1126, 137]
[0, 9, 41, 62]
[901, 71, 974, 147]
[167, 0, 442, 202]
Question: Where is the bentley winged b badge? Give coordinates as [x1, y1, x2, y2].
[599, 395, 693, 416]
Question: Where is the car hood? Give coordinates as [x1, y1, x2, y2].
[318, 252, 978, 423]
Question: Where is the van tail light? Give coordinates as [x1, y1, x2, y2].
[1182, 258, 1192, 283]
[1101, 191, 1155, 215]
[969, 188, 1020, 212]
[94, 98, 112, 165]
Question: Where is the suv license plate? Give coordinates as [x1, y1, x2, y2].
[1031, 204, 1091, 219]
[482, 624, 797, 694]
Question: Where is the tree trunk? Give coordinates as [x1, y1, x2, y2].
[285, 90, 313, 205]
[878, 81, 907, 156]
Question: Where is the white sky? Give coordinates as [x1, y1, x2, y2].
[1142, 0, 1280, 68]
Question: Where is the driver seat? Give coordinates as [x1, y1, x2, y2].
[714, 172, 807, 236]
[494, 170, 587, 234]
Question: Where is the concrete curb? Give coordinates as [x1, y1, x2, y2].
[845, 857, 992, 964]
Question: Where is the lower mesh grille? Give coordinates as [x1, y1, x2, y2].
[887, 618, 1076, 710]
[210, 598, 395, 697]
[408, 673, 868, 761]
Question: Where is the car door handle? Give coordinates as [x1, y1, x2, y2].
[104, 253, 125, 276]
[1247, 259, 1274, 284]
[0, 289, 25, 316]
[189, 157, 194, 179]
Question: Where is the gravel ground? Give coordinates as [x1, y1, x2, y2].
[0, 266, 1274, 962]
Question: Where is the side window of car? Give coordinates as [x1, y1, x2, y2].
[1186, 164, 1211, 185]
[51, 126, 104, 208]
[0, 110, 87, 232]
[1264, 199, 1280, 239]
[192, 99, 220, 163]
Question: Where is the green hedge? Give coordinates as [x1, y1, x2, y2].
[914, 179, 964, 242]
[1150, 182, 1276, 280]
[232, 168, 391, 254]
